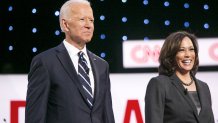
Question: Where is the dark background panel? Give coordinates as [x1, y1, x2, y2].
[0, 0, 218, 73]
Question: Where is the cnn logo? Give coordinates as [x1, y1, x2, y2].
[131, 45, 161, 64]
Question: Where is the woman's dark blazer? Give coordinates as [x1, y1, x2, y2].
[145, 73, 215, 123]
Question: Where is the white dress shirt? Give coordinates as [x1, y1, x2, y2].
[63, 40, 95, 95]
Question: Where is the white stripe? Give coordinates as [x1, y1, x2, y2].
[79, 64, 89, 75]
[87, 99, 93, 106]
[78, 73, 91, 87]
[82, 59, 88, 65]
[79, 53, 88, 65]
[82, 85, 93, 98]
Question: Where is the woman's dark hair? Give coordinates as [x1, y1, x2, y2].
[158, 31, 199, 76]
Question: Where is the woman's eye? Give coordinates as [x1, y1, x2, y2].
[178, 49, 185, 52]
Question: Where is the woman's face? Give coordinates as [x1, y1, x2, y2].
[175, 36, 195, 74]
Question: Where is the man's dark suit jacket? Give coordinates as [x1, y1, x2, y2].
[25, 43, 115, 123]
[145, 73, 215, 123]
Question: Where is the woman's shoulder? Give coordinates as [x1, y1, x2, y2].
[151, 74, 170, 81]
[146, 75, 170, 94]
[148, 75, 171, 86]
[195, 78, 209, 88]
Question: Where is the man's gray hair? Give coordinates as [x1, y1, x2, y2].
[59, 0, 91, 31]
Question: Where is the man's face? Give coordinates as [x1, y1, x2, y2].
[65, 4, 94, 45]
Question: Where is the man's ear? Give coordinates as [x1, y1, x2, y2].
[61, 19, 69, 32]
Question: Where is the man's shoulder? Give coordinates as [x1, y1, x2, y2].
[33, 43, 63, 60]
[88, 50, 108, 63]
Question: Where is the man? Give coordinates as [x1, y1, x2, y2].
[25, 0, 115, 123]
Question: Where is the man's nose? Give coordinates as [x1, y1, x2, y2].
[84, 19, 93, 27]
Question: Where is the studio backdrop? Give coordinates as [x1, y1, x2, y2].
[0, 72, 218, 123]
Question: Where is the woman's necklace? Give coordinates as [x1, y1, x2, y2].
[181, 76, 194, 86]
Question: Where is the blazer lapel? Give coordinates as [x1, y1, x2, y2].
[55, 43, 91, 108]
[194, 78, 204, 116]
[87, 51, 100, 109]
[170, 73, 200, 121]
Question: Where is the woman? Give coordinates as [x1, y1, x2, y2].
[145, 31, 215, 123]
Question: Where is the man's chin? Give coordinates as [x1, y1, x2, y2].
[85, 39, 92, 43]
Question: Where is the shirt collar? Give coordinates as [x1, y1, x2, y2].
[63, 40, 88, 58]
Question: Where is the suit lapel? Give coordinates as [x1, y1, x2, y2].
[194, 78, 204, 115]
[170, 73, 200, 121]
[87, 51, 100, 108]
[55, 43, 91, 108]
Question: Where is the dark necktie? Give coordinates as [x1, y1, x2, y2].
[78, 51, 93, 108]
